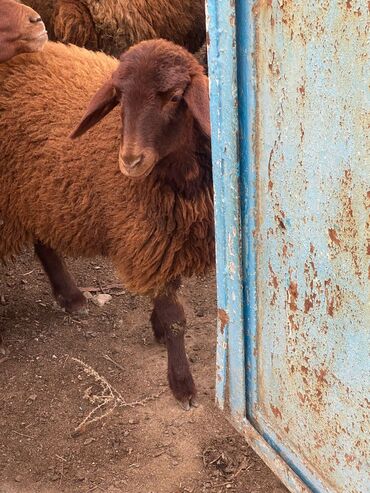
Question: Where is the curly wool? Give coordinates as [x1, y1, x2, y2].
[24, 0, 205, 56]
[0, 42, 214, 296]
[83, 0, 205, 52]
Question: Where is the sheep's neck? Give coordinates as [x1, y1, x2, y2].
[154, 132, 212, 199]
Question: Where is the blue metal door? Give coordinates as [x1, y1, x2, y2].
[206, 1, 369, 492]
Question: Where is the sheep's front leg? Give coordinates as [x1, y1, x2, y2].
[150, 278, 197, 410]
[34, 241, 87, 314]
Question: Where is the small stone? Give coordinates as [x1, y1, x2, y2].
[124, 431, 129, 437]
[92, 294, 112, 307]
[83, 291, 93, 300]
[28, 394, 37, 401]
[83, 437, 95, 445]
[76, 471, 85, 481]
[128, 419, 135, 425]
[14, 475, 22, 482]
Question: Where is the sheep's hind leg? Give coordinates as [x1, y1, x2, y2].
[34, 241, 87, 315]
[150, 278, 197, 410]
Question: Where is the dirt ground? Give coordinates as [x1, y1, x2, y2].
[0, 251, 288, 493]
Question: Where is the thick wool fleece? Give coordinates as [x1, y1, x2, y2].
[0, 42, 214, 296]
[52, 0, 205, 56]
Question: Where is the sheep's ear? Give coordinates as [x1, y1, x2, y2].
[184, 74, 210, 138]
[70, 80, 119, 139]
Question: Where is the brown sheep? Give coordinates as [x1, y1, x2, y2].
[22, 0, 205, 56]
[0, 39, 214, 409]
[194, 41, 208, 76]
[0, 0, 47, 62]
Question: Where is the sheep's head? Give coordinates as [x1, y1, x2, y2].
[71, 39, 210, 180]
[0, 0, 47, 63]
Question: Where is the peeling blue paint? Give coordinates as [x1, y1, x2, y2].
[207, 1, 370, 492]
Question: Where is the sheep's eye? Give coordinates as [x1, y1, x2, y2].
[170, 94, 182, 103]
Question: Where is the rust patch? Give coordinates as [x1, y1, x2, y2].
[288, 281, 298, 312]
[270, 404, 282, 420]
[328, 169, 363, 279]
[268, 262, 278, 289]
[300, 365, 309, 376]
[275, 215, 286, 230]
[324, 280, 343, 317]
[288, 314, 298, 331]
[268, 262, 279, 306]
[315, 368, 329, 385]
[304, 297, 313, 314]
[267, 147, 274, 191]
[346, 0, 352, 9]
[303, 248, 322, 314]
[297, 392, 306, 404]
[328, 228, 341, 246]
[298, 85, 305, 96]
[252, 0, 272, 15]
[345, 454, 355, 464]
[217, 309, 229, 334]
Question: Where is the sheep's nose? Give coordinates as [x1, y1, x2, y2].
[29, 14, 43, 23]
[123, 154, 143, 168]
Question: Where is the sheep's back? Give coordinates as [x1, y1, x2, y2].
[0, 42, 121, 258]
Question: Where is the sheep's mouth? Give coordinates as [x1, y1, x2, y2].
[18, 30, 48, 52]
[118, 150, 158, 180]
[20, 28, 48, 43]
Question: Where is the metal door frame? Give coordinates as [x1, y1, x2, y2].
[206, 1, 329, 491]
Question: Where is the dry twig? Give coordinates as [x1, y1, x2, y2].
[71, 357, 164, 436]
[102, 353, 125, 372]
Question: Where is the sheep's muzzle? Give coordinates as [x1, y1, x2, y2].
[118, 146, 158, 179]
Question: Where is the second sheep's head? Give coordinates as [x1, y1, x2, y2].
[70, 39, 210, 179]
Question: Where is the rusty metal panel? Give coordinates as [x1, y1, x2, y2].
[207, 0, 370, 492]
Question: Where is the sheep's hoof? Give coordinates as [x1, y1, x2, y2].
[178, 395, 199, 411]
[56, 292, 88, 316]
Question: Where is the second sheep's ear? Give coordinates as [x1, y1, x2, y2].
[70, 80, 119, 139]
[184, 74, 210, 138]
